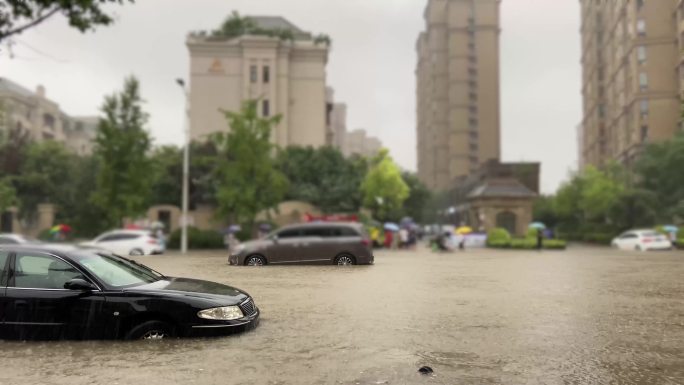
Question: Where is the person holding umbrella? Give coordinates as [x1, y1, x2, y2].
[529, 222, 546, 251]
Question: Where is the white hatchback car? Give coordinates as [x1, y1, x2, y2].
[80, 230, 164, 256]
[611, 230, 673, 251]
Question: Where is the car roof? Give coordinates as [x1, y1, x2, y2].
[0, 244, 81, 256]
[0, 233, 23, 238]
[280, 222, 363, 230]
[104, 229, 151, 235]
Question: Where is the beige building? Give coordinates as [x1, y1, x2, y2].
[416, 0, 501, 191]
[0, 77, 97, 154]
[186, 16, 330, 147]
[343, 129, 382, 158]
[579, 0, 681, 169]
[325, 87, 348, 149]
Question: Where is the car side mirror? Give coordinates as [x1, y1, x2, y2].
[64, 278, 97, 291]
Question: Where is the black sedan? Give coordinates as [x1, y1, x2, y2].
[0, 245, 259, 340]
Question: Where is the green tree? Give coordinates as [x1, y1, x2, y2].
[212, 11, 256, 38]
[13, 140, 77, 216]
[579, 165, 624, 222]
[0, 0, 133, 42]
[276, 146, 367, 213]
[533, 195, 559, 228]
[400, 171, 431, 223]
[149, 145, 182, 206]
[636, 133, 684, 222]
[92, 76, 153, 227]
[0, 177, 16, 212]
[211, 100, 288, 227]
[361, 149, 409, 221]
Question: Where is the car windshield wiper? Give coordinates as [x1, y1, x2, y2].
[119, 256, 166, 279]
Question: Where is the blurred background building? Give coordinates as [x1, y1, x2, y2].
[186, 16, 330, 147]
[416, 0, 501, 191]
[0, 77, 97, 154]
[326, 86, 347, 150]
[343, 128, 382, 158]
[578, 0, 682, 169]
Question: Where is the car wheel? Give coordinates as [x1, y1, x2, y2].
[245, 255, 266, 266]
[334, 253, 356, 266]
[635, 245, 642, 252]
[126, 320, 175, 340]
[130, 248, 144, 256]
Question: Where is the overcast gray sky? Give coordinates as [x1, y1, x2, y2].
[0, 0, 581, 193]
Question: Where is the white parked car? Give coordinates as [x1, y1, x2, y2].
[611, 230, 673, 251]
[80, 230, 164, 256]
[0, 233, 42, 245]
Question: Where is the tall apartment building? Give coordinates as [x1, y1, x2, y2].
[0, 77, 97, 154]
[186, 16, 330, 148]
[579, 0, 681, 169]
[416, 0, 501, 191]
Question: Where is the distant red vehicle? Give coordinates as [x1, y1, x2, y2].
[303, 213, 359, 223]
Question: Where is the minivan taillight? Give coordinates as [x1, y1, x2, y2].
[361, 239, 370, 247]
[147, 238, 158, 245]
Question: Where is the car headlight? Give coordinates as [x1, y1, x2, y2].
[197, 306, 244, 320]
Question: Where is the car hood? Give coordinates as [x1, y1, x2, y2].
[125, 277, 250, 305]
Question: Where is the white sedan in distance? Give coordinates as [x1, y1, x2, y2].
[611, 230, 673, 251]
[80, 230, 164, 256]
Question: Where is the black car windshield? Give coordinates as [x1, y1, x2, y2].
[72, 252, 163, 288]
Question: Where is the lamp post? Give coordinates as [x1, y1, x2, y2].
[176, 78, 190, 254]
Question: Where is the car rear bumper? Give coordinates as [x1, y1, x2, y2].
[185, 308, 260, 337]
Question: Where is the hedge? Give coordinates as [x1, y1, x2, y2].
[486, 228, 511, 246]
[488, 238, 567, 250]
[167, 227, 225, 250]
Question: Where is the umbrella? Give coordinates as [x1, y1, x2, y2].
[455, 226, 473, 235]
[384, 223, 400, 232]
[49, 224, 72, 233]
[529, 222, 546, 230]
[150, 221, 165, 230]
[224, 225, 242, 234]
[400, 217, 414, 226]
[663, 225, 679, 233]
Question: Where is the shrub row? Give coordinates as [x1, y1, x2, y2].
[486, 227, 567, 250]
[488, 239, 567, 250]
[167, 227, 225, 250]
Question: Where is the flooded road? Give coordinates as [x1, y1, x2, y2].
[1, 246, 683, 384]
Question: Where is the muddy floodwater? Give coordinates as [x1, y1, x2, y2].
[1, 246, 684, 384]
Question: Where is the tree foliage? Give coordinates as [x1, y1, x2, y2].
[276, 146, 367, 213]
[210, 100, 288, 226]
[399, 172, 431, 223]
[149, 145, 182, 207]
[0, 0, 133, 42]
[636, 133, 684, 221]
[361, 149, 409, 221]
[211, 11, 295, 41]
[92, 76, 152, 227]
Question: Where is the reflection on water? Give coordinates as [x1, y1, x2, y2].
[1, 247, 683, 384]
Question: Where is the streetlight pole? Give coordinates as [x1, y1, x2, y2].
[176, 78, 190, 255]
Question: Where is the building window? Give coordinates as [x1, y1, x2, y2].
[43, 113, 54, 129]
[637, 19, 646, 36]
[598, 104, 605, 118]
[637, 46, 647, 65]
[262, 100, 270, 117]
[640, 100, 649, 117]
[640, 125, 649, 142]
[639, 73, 648, 91]
[263, 65, 270, 84]
[637, 0, 645, 10]
[250, 65, 258, 83]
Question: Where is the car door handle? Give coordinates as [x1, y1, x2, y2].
[15, 300, 28, 307]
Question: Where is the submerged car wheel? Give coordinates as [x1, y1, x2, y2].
[334, 254, 356, 266]
[130, 248, 144, 256]
[245, 255, 266, 266]
[126, 320, 174, 340]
